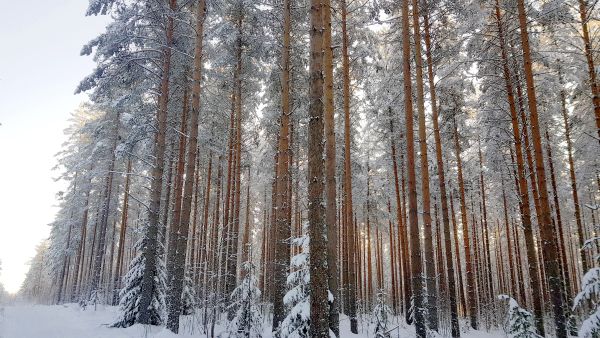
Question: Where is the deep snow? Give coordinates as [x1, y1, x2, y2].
[0, 302, 506, 338]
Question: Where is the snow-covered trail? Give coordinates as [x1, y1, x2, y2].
[0, 303, 184, 338]
[0, 303, 505, 338]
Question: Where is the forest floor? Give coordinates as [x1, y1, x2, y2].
[0, 302, 505, 338]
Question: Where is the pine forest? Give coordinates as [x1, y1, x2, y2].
[11, 0, 600, 337]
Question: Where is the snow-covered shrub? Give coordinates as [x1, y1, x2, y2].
[180, 268, 196, 316]
[221, 261, 263, 338]
[279, 234, 310, 338]
[112, 238, 167, 328]
[573, 237, 600, 337]
[498, 295, 541, 338]
[372, 290, 392, 338]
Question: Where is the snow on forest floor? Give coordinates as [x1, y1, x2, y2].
[0, 302, 506, 338]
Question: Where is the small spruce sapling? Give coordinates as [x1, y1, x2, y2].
[498, 294, 541, 338]
[279, 233, 310, 338]
[112, 237, 167, 328]
[180, 268, 196, 316]
[372, 290, 392, 338]
[221, 260, 263, 338]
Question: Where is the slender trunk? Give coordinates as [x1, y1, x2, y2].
[493, 2, 544, 331]
[411, 0, 437, 330]
[401, 0, 425, 334]
[366, 171, 373, 307]
[577, 0, 600, 140]
[138, 0, 176, 324]
[341, 0, 357, 332]
[545, 127, 573, 303]
[450, 191, 466, 317]
[323, 0, 339, 333]
[422, 5, 459, 334]
[72, 172, 91, 300]
[114, 158, 132, 292]
[516, 1, 567, 334]
[561, 72, 587, 272]
[389, 120, 411, 319]
[241, 168, 252, 265]
[477, 141, 494, 328]
[453, 117, 477, 330]
[387, 198, 398, 314]
[91, 113, 119, 300]
[166, 88, 189, 297]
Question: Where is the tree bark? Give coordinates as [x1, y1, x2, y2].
[307, 0, 329, 335]
[422, 5, 459, 333]
[453, 117, 477, 330]
[401, 0, 425, 335]
[341, 0, 358, 332]
[272, 0, 292, 329]
[411, 0, 437, 330]
[577, 0, 600, 141]
[515, 0, 567, 334]
[323, 0, 339, 333]
[493, 2, 544, 331]
[138, 0, 176, 325]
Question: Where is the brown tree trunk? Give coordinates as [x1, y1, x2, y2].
[411, 0, 437, 330]
[561, 73, 588, 272]
[114, 158, 132, 292]
[516, 0, 567, 334]
[366, 171, 373, 307]
[307, 0, 329, 335]
[389, 120, 411, 319]
[401, 0, 425, 334]
[91, 112, 119, 300]
[493, 2, 545, 331]
[453, 117, 477, 330]
[166, 87, 189, 295]
[477, 141, 494, 328]
[422, 5, 459, 334]
[165, 2, 207, 330]
[72, 182, 90, 300]
[323, 0, 339, 333]
[387, 198, 398, 314]
[545, 127, 573, 303]
[450, 191, 466, 317]
[577, 0, 600, 140]
[341, 0, 358, 332]
[272, 0, 292, 329]
[138, 0, 176, 325]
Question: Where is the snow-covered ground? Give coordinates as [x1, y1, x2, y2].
[0, 302, 505, 337]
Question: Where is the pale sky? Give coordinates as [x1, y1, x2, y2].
[0, 0, 109, 293]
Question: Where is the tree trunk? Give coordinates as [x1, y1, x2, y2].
[493, 2, 545, 331]
[453, 117, 477, 330]
[561, 73, 587, 272]
[114, 158, 132, 293]
[91, 112, 119, 300]
[341, 0, 358, 333]
[401, 0, 425, 335]
[422, 5, 459, 333]
[138, 0, 176, 325]
[323, 0, 339, 333]
[545, 127, 573, 303]
[577, 0, 600, 140]
[389, 120, 411, 320]
[411, 0, 437, 330]
[307, 0, 329, 335]
[272, 0, 292, 329]
[515, 0, 567, 334]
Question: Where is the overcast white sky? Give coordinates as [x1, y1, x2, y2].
[0, 0, 109, 293]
